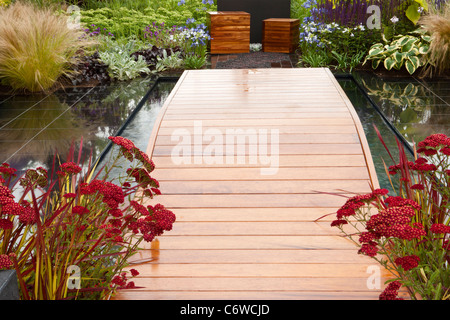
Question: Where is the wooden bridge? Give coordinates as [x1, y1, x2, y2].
[114, 68, 391, 300]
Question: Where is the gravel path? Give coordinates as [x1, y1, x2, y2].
[214, 51, 297, 69]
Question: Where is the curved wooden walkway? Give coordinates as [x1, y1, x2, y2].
[114, 68, 391, 300]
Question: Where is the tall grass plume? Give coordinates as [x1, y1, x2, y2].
[420, 1, 450, 77]
[0, 1, 85, 92]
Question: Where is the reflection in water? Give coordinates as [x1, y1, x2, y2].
[0, 76, 176, 182]
[354, 71, 450, 144]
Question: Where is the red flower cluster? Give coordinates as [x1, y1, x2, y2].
[379, 281, 403, 300]
[59, 162, 82, 175]
[82, 180, 125, 210]
[111, 272, 136, 289]
[416, 133, 450, 155]
[0, 163, 17, 180]
[388, 156, 438, 175]
[128, 203, 176, 242]
[366, 203, 425, 241]
[109, 136, 155, 173]
[332, 189, 388, 225]
[0, 254, 13, 269]
[0, 184, 36, 227]
[430, 223, 450, 234]
[358, 242, 379, 257]
[72, 205, 90, 216]
[395, 255, 420, 271]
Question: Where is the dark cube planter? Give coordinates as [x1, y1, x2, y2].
[217, 0, 291, 44]
[0, 270, 20, 300]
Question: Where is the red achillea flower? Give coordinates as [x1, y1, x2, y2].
[410, 184, 425, 190]
[395, 255, 420, 271]
[19, 207, 36, 225]
[0, 254, 13, 269]
[130, 200, 149, 216]
[331, 219, 347, 227]
[111, 273, 127, 287]
[1, 202, 24, 216]
[0, 218, 13, 230]
[109, 208, 123, 218]
[109, 218, 123, 228]
[109, 136, 135, 151]
[412, 163, 437, 172]
[430, 223, 450, 234]
[384, 196, 421, 210]
[441, 147, 450, 156]
[89, 180, 125, 209]
[130, 269, 139, 277]
[379, 281, 403, 300]
[358, 231, 380, 243]
[0, 185, 14, 203]
[358, 241, 379, 257]
[72, 205, 90, 216]
[60, 162, 82, 175]
[0, 163, 17, 176]
[417, 133, 450, 148]
[372, 188, 389, 196]
[63, 193, 77, 198]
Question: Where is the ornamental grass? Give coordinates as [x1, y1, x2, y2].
[0, 136, 175, 300]
[0, 1, 86, 92]
[327, 128, 450, 300]
[419, 1, 450, 77]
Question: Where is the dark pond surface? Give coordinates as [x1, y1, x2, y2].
[339, 70, 450, 191]
[0, 77, 176, 181]
[0, 70, 448, 193]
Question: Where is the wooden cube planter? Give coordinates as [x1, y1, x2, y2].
[207, 11, 250, 54]
[262, 18, 300, 53]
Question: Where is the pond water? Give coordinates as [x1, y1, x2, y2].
[0, 70, 448, 194]
[338, 71, 450, 192]
[0, 76, 175, 182]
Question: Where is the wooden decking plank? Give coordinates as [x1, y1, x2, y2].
[157, 180, 372, 194]
[127, 249, 375, 264]
[152, 154, 367, 167]
[114, 68, 384, 301]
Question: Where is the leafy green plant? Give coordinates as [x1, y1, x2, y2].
[155, 50, 184, 71]
[363, 32, 431, 75]
[331, 50, 365, 72]
[99, 51, 150, 81]
[405, 0, 429, 24]
[183, 53, 207, 69]
[0, 1, 88, 92]
[298, 48, 333, 68]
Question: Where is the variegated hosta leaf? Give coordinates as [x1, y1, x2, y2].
[405, 59, 417, 75]
[384, 56, 396, 71]
[372, 59, 381, 69]
[419, 45, 429, 54]
[368, 47, 384, 57]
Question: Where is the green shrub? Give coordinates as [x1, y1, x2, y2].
[0, 1, 87, 92]
[363, 32, 431, 75]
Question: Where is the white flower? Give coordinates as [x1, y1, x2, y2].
[418, 6, 424, 13]
[390, 16, 399, 24]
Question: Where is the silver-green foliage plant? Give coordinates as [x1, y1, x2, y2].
[364, 31, 431, 75]
[99, 51, 150, 81]
[97, 37, 150, 81]
[155, 50, 184, 72]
